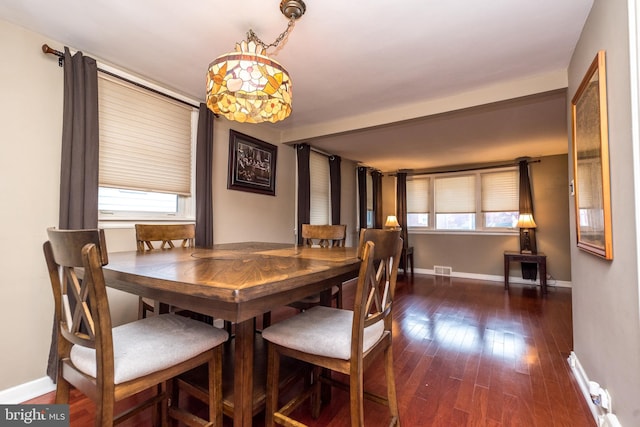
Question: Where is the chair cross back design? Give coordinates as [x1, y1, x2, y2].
[263, 228, 403, 427]
[290, 224, 348, 311]
[301, 224, 346, 248]
[46, 229, 109, 347]
[135, 223, 195, 252]
[44, 227, 227, 426]
[135, 223, 196, 319]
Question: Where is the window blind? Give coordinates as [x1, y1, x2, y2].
[366, 173, 373, 210]
[435, 175, 476, 213]
[309, 151, 330, 224]
[407, 177, 430, 213]
[481, 170, 519, 212]
[578, 161, 600, 209]
[98, 74, 194, 196]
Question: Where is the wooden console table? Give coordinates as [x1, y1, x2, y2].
[503, 251, 547, 294]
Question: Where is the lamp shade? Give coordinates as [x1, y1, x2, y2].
[385, 215, 400, 229]
[206, 41, 292, 124]
[516, 213, 537, 229]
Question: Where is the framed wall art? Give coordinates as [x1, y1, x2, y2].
[227, 130, 277, 196]
[571, 50, 613, 260]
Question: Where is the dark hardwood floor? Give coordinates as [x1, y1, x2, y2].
[26, 274, 595, 426]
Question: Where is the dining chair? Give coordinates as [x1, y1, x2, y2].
[288, 224, 347, 311]
[44, 227, 228, 426]
[262, 228, 403, 427]
[135, 223, 196, 319]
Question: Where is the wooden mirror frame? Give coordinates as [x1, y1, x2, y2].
[571, 50, 613, 260]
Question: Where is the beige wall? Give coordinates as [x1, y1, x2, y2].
[1, 20, 65, 393]
[0, 19, 360, 395]
[569, 1, 640, 425]
[381, 154, 572, 281]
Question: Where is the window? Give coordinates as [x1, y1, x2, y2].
[97, 73, 198, 220]
[406, 167, 519, 232]
[366, 173, 373, 228]
[406, 177, 430, 227]
[481, 170, 519, 228]
[309, 151, 330, 224]
[435, 175, 476, 230]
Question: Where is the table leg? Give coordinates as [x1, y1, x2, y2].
[233, 319, 255, 427]
[540, 259, 547, 295]
[504, 256, 510, 290]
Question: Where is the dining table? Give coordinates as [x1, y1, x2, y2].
[101, 241, 361, 427]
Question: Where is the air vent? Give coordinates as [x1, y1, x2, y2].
[434, 265, 452, 276]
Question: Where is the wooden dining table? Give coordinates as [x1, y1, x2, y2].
[101, 241, 360, 427]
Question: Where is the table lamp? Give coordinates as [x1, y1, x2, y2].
[516, 213, 537, 253]
[384, 215, 401, 231]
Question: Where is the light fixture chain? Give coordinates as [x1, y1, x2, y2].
[247, 17, 296, 51]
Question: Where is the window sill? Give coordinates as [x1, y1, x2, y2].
[98, 218, 195, 229]
[408, 228, 519, 237]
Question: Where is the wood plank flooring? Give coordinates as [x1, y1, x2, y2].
[25, 274, 595, 426]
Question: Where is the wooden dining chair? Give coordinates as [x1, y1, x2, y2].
[43, 227, 228, 427]
[262, 228, 403, 427]
[135, 223, 196, 319]
[288, 224, 347, 311]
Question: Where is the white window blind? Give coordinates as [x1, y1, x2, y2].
[366, 173, 373, 210]
[407, 177, 430, 213]
[309, 151, 330, 224]
[577, 161, 600, 208]
[98, 74, 194, 196]
[481, 170, 519, 212]
[435, 175, 476, 213]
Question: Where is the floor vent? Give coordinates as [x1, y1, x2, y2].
[434, 265, 452, 276]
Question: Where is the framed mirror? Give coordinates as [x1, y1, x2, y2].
[571, 50, 613, 260]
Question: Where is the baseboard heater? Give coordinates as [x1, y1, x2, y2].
[434, 265, 452, 276]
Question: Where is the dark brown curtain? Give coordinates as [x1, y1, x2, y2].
[49, 47, 99, 380]
[58, 47, 99, 230]
[329, 155, 341, 225]
[296, 144, 311, 244]
[195, 103, 214, 247]
[519, 159, 537, 279]
[357, 167, 368, 232]
[372, 170, 383, 228]
[396, 172, 409, 246]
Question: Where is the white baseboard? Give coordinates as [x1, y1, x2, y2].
[0, 376, 55, 404]
[568, 352, 622, 427]
[414, 267, 572, 288]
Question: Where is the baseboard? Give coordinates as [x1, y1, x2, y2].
[414, 267, 572, 288]
[0, 376, 55, 404]
[568, 352, 622, 427]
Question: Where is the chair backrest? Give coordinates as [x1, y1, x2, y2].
[43, 228, 112, 359]
[135, 223, 195, 251]
[301, 224, 346, 248]
[352, 229, 402, 355]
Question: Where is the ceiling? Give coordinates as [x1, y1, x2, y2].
[0, 0, 593, 171]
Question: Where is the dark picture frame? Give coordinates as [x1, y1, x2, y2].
[571, 50, 613, 260]
[227, 130, 277, 196]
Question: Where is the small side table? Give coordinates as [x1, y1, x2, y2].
[504, 251, 547, 294]
[401, 246, 414, 277]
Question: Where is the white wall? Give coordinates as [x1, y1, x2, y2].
[569, 1, 640, 425]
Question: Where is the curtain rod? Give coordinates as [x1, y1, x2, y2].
[42, 44, 201, 110]
[294, 143, 338, 159]
[391, 159, 541, 176]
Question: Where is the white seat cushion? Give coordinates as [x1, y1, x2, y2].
[261, 306, 384, 360]
[70, 314, 228, 384]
